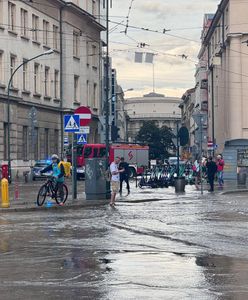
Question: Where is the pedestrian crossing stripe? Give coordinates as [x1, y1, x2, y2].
[77, 134, 87, 144]
[64, 115, 80, 132]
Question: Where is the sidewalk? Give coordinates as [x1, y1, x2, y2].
[0, 179, 247, 213]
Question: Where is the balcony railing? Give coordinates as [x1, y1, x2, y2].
[127, 113, 181, 119]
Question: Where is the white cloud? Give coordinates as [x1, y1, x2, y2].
[110, 0, 220, 97]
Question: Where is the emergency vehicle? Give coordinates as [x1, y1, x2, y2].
[67, 143, 149, 177]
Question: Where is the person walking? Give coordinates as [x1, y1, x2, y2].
[110, 157, 124, 206]
[206, 156, 217, 192]
[216, 154, 225, 188]
[193, 158, 200, 190]
[119, 157, 130, 196]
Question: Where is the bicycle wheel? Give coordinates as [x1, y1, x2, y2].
[55, 184, 68, 205]
[37, 184, 48, 206]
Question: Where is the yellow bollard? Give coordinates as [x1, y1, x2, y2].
[1, 178, 10, 208]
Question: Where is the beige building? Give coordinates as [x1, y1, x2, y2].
[0, 0, 104, 173]
[201, 0, 248, 178]
[125, 92, 181, 142]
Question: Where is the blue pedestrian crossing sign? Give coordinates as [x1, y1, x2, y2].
[64, 115, 80, 132]
[77, 134, 87, 145]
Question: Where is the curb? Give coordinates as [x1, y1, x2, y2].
[0, 200, 109, 213]
[220, 189, 248, 195]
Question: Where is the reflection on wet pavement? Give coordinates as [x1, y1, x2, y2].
[0, 186, 248, 299]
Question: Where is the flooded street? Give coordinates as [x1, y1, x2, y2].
[0, 188, 248, 299]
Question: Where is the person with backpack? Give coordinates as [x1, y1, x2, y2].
[119, 157, 130, 196]
[40, 154, 65, 203]
[206, 156, 217, 192]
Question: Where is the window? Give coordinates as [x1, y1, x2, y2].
[53, 25, 59, 50]
[73, 32, 79, 57]
[34, 63, 39, 93]
[3, 123, 8, 160]
[92, 45, 97, 67]
[44, 66, 50, 96]
[54, 70, 59, 98]
[21, 8, 28, 37]
[74, 75, 79, 102]
[32, 14, 39, 42]
[23, 59, 28, 91]
[8, 2, 16, 32]
[22, 126, 28, 160]
[43, 20, 49, 46]
[44, 128, 49, 157]
[54, 129, 59, 154]
[86, 42, 89, 66]
[10, 55, 16, 87]
[93, 83, 97, 108]
[0, 51, 3, 83]
[34, 127, 39, 160]
[92, 0, 96, 15]
[86, 80, 90, 106]
[84, 147, 92, 158]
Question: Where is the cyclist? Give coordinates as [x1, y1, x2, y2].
[40, 154, 65, 204]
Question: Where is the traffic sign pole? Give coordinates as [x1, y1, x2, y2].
[72, 133, 77, 200]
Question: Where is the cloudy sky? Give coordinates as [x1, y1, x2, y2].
[109, 0, 220, 98]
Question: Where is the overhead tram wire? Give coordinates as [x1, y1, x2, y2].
[123, 0, 135, 35]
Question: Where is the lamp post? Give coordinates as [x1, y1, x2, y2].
[7, 49, 54, 182]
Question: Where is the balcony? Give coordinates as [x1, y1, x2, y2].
[127, 112, 182, 120]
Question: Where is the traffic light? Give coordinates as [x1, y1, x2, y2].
[178, 126, 189, 146]
[111, 125, 120, 141]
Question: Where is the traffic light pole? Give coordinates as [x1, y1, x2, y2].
[105, 0, 110, 156]
[176, 122, 180, 178]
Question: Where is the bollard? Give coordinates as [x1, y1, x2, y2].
[1, 178, 10, 208]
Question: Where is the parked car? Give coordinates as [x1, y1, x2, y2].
[31, 160, 53, 181]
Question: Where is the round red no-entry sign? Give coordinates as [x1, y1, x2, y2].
[74, 106, 92, 126]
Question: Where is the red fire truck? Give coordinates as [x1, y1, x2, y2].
[68, 143, 149, 177]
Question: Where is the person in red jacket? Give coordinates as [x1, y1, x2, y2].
[216, 154, 225, 188]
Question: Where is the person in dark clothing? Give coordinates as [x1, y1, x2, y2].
[206, 156, 217, 192]
[119, 157, 130, 195]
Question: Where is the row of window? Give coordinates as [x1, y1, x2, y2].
[3, 124, 59, 161]
[0, 51, 60, 99]
[6, 2, 99, 65]
[0, 51, 99, 105]
[209, 6, 229, 56]
[7, 2, 60, 50]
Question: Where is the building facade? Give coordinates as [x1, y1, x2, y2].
[180, 88, 196, 150]
[0, 0, 104, 174]
[125, 92, 181, 142]
[201, 0, 248, 178]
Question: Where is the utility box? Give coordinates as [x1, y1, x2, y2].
[85, 158, 111, 200]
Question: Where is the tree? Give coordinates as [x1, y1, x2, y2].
[136, 121, 175, 160]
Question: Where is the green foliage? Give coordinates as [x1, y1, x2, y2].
[136, 121, 175, 160]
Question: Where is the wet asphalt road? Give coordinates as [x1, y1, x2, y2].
[0, 185, 248, 299]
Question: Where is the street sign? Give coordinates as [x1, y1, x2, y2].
[64, 115, 80, 132]
[75, 126, 90, 134]
[77, 134, 87, 145]
[74, 106, 92, 127]
[64, 137, 69, 146]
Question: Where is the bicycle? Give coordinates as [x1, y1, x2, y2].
[37, 177, 68, 207]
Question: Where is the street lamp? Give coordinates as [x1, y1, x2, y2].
[7, 49, 54, 182]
